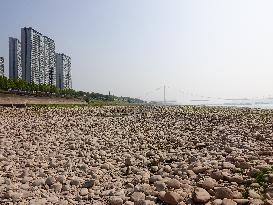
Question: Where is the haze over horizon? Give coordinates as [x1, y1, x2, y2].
[1, 0, 273, 103]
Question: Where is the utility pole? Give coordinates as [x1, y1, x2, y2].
[164, 85, 166, 105]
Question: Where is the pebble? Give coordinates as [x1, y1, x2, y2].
[109, 196, 123, 205]
[222, 198, 237, 205]
[223, 162, 236, 169]
[161, 191, 182, 205]
[166, 179, 180, 189]
[149, 175, 163, 183]
[70, 178, 80, 186]
[130, 192, 146, 202]
[213, 199, 223, 205]
[192, 166, 207, 174]
[215, 187, 233, 199]
[32, 179, 45, 186]
[211, 171, 224, 180]
[201, 177, 218, 190]
[83, 179, 95, 188]
[193, 187, 211, 203]
[80, 188, 89, 196]
[249, 190, 261, 199]
[45, 176, 55, 186]
[154, 181, 167, 191]
[234, 199, 249, 204]
[52, 183, 62, 192]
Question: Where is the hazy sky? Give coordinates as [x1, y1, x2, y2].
[1, 0, 273, 102]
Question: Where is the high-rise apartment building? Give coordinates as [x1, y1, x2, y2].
[56, 53, 72, 89]
[43, 36, 56, 85]
[21, 27, 56, 85]
[9, 37, 22, 79]
[21, 27, 43, 84]
[0, 57, 4, 76]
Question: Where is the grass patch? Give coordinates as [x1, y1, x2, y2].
[242, 189, 249, 199]
[254, 167, 273, 188]
[87, 100, 142, 107]
[241, 166, 273, 199]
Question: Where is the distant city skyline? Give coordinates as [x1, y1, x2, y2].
[7, 26, 72, 89]
[2, 0, 273, 103]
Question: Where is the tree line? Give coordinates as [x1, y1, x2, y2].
[0, 75, 145, 104]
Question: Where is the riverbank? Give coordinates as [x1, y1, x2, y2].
[0, 106, 272, 204]
[0, 92, 86, 105]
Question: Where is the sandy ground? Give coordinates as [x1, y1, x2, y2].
[0, 93, 86, 105]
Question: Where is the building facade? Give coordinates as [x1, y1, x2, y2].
[43, 36, 56, 85]
[21, 27, 43, 84]
[21, 27, 56, 85]
[56, 53, 72, 89]
[0, 57, 4, 76]
[9, 37, 22, 79]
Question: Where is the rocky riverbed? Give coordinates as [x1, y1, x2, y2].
[1, 106, 273, 205]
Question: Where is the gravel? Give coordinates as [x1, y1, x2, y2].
[0, 105, 273, 204]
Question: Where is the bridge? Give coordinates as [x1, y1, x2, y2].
[138, 85, 273, 106]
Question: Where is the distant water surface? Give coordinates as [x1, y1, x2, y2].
[207, 103, 273, 109]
